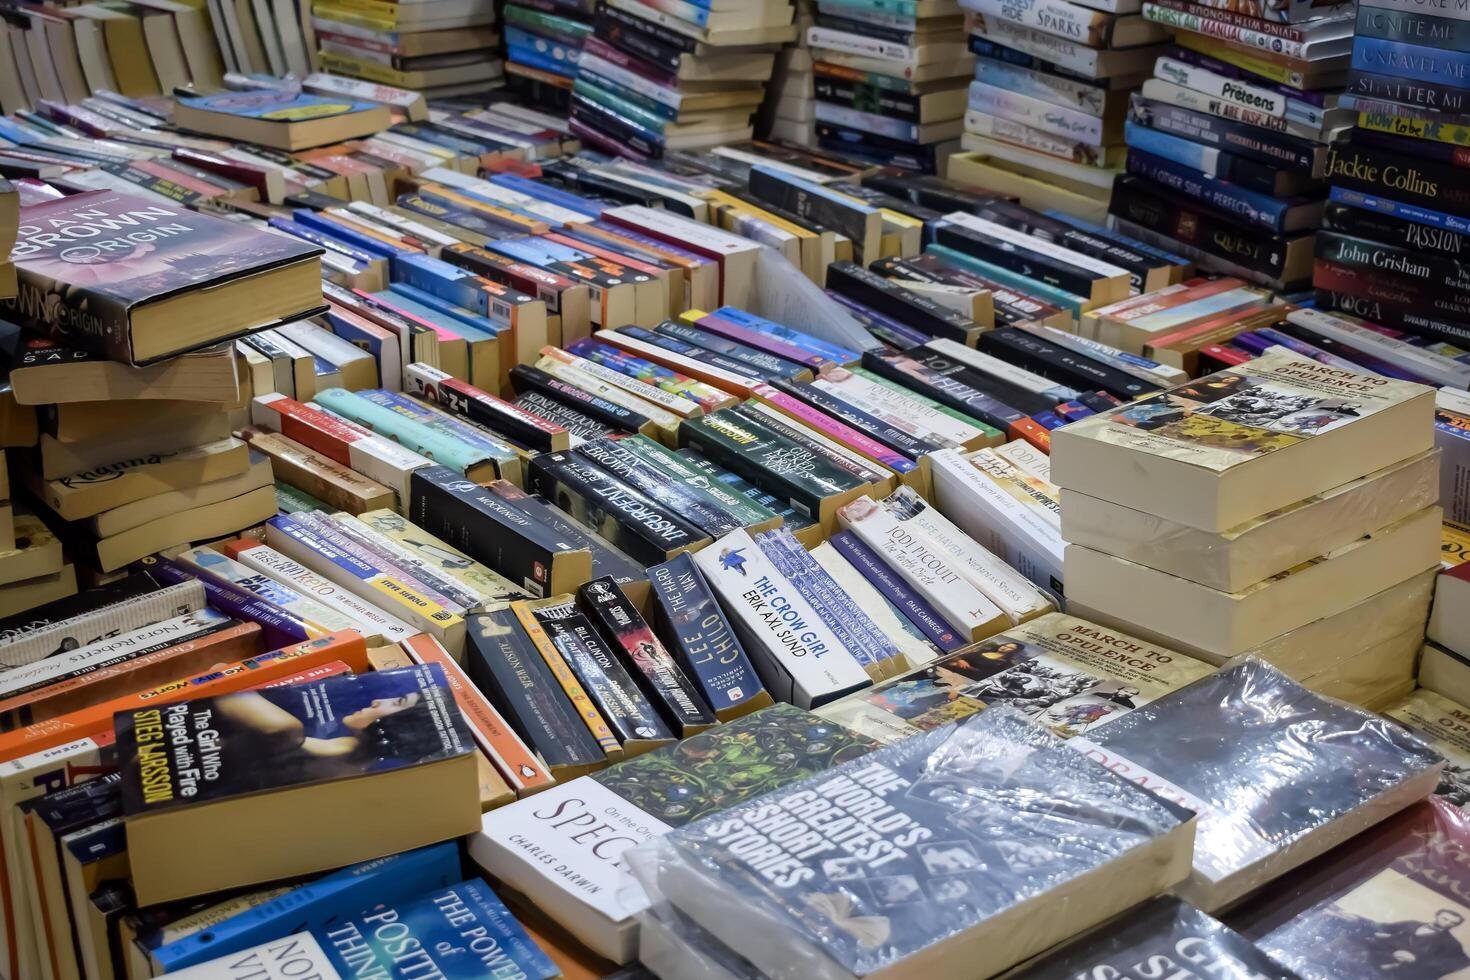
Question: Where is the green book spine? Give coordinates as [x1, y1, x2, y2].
[617, 434, 781, 530]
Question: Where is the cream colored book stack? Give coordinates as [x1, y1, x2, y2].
[1052, 346, 1440, 705]
[767, 1, 816, 146]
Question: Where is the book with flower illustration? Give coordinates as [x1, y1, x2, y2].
[468, 703, 878, 964]
[1, 191, 322, 365]
[117, 664, 479, 906]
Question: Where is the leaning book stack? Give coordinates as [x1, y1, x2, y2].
[570, 0, 794, 156]
[1110, 0, 1352, 290]
[805, 0, 971, 173]
[953, 0, 1170, 219]
[1052, 346, 1441, 707]
[503, 0, 593, 101]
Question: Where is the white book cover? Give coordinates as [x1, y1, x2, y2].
[230, 541, 415, 643]
[969, 79, 1107, 145]
[0, 580, 205, 670]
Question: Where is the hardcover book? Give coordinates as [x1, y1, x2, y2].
[468, 703, 878, 963]
[628, 707, 1196, 980]
[117, 664, 480, 905]
[818, 612, 1213, 746]
[1082, 658, 1443, 911]
[2, 192, 323, 364]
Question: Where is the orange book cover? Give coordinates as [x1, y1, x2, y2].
[0, 632, 369, 762]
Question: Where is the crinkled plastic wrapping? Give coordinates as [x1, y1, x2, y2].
[624, 707, 1192, 980]
[638, 904, 765, 980]
[1084, 658, 1443, 913]
[1299, 627, 1423, 709]
[746, 246, 880, 354]
[1057, 450, 1440, 594]
[1232, 796, 1470, 980]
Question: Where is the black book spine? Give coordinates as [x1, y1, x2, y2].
[1326, 139, 1470, 219]
[596, 12, 686, 73]
[815, 12, 922, 43]
[1323, 201, 1470, 260]
[509, 364, 652, 433]
[465, 610, 604, 770]
[541, 162, 664, 206]
[930, 222, 1101, 298]
[726, 402, 887, 486]
[906, 347, 1057, 416]
[1345, 70, 1470, 115]
[860, 172, 1005, 213]
[825, 261, 976, 343]
[569, 95, 663, 159]
[1315, 288, 1470, 346]
[973, 199, 1164, 292]
[527, 452, 707, 565]
[978, 328, 1159, 400]
[1109, 176, 1293, 280]
[859, 350, 1035, 439]
[1275, 319, 1437, 382]
[572, 438, 743, 537]
[747, 167, 871, 252]
[513, 391, 616, 441]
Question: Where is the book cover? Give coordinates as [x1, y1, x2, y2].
[1385, 689, 1470, 810]
[818, 612, 1213, 745]
[635, 707, 1193, 979]
[2, 191, 320, 364]
[469, 703, 876, 962]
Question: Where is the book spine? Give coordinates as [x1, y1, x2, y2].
[860, 350, 1051, 449]
[676, 411, 852, 523]
[693, 311, 834, 370]
[528, 450, 708, 564]
[0, 581, 205, 671]
[1131, 96, 1319, 171]
[825, 261, 976, 343]
[142, 556, 319, 650]
[528, 601, 672, 749]
[931, 222, 1099, 300]
[616, 435, 780, 529]
[576, 576, 714, 735]
[1353, 36, 1470, 89]
[983, 18, 1102, 76]
[813, 77, 921, 123]
[511, 600, 621, 761]
[1144, 3, 1307, 56]
[770, 379, 946, 460]
[964, 109, 1106, 167]
[968, 80, 1105, 145]
[1154, 0, 1310, 38]
[1346, 70, 1470, 114]
[1126, 149, 1291, 232]
[647, 553, 766, 719]
[176, 550, 358, 636]
[978, 329, 1158, 399]
[620, 326, 785, 383]
[566, 339, 731, 411]
[509, 364, 652, 434]
[226, 543, 416, 644]
[1327, 141, 1470, 216]
[806, 25, 920, 63]
[1316, 231, 1470, 309]
[812, 102, 925, 143]
[573, 438, 743, 537]
[751, 385, 917, 475]
[1154, 56, 1289, 116]
[406, 363, 568, 452]
[827, 531, 966, 652]
[1108, 177, 1295, 280]
[973, 58, 1109, 115]
[965, 0, 1111, 45]
[1324, 199, 1470, 258]
[969, 201, 1165, 292]
[1315, 288, 1470, 348]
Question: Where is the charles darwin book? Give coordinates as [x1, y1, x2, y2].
[528, 450, 712, 565]
[647, 551, 772, 722]
[465, 609, 609, 781]
[1236, 796, 1470, 979]
[168, 879, 556, 980]
[117, 664, 480, 906]
[1009, 897, 1298, 978]
[637, 706, 1196, 980]
[522, 596, 675, 756]
[677, 409, 873, 534]
[1083, 658, 1442, 912]
[469, 703, 878, 963]
[1049, 346, 1435, 532]
[407, 465, 593, 597]
[818, 611, 1213, 745]
[1, 191, 323, 365]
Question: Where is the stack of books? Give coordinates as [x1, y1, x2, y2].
[1110, 0, 1352, 291]
[804, 0, 971, 173]
[764, 0, 817, 145]
[0, 190, 322, 596]
[1313, 0, 1470, 348]
[310, 0, 501, 95]
[1052, 346, 1441, 706]
[953, 0, 1170, 220]
[0, 180, 12, 300]
[503, 0, 593, 101]
[0, 0, 225, 111]
[569, 0, 795, 155]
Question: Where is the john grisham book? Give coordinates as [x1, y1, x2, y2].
[2, 191, 323, 364]
[117, 664, 479, 905]
[630, 708, 1197, 980]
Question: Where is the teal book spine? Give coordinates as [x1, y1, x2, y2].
[925, 245, 1086, 320]
[313, 387, 498, 474]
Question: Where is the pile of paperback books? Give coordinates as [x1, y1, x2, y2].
[1109, 0, 1353, 291]
[502, 0, 593, 102]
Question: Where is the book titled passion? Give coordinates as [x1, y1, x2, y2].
[2, 191, 322, 364]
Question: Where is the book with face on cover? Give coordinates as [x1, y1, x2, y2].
[1234, 797, 1470, 980]
[468, 703, 878, 964]
[2, 192, 323, 364]
[818, 612, 1214, 745]
[117, 664, 480, 906]
[1050, 347, 1435, 532]
[625, 707, 1196, 980]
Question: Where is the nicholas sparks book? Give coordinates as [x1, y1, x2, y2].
[117, 664, 479, 905]
[468, 703, 877, 964]
[630, 707, 1195, 980]
[2, 191, 322, 364]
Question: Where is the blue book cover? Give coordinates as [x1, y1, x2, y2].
[386, 282, 505, 338]
[293, 211, 410, 258]
[1351, 37, 1470, 92]
[1124, 149, 1293, 232]
[644, 708, 1190, 979]
[505, 26, 582, 78]
[389, 254, 502, 323]
[267, 218, 380, 265]
[490, 173, 605, 218]
[709, 307, 861, 366]
[152, 844, 461, 971]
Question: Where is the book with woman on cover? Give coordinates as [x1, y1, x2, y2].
[117, 664, 480, 905]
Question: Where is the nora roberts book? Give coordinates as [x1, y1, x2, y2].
[3, 192, 324, 365]
[172, 91, 393, 151]
[1050, 347, 1435, 533]
[117, 664, 479, 906]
